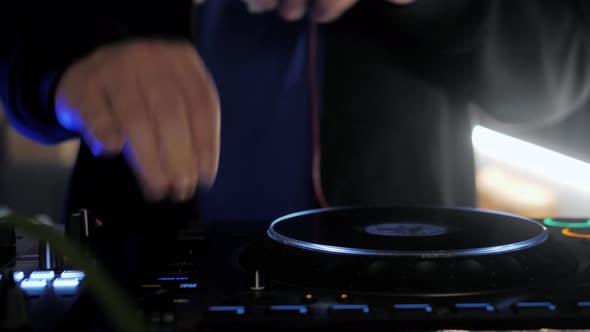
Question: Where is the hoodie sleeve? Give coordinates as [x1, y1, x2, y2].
[0, 1, 193, 144]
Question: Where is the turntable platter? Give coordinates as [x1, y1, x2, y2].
[241, 206, 578, 295]
[267, 206, 548, 257]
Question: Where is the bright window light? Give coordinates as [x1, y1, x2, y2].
[472, 125, 590, 193]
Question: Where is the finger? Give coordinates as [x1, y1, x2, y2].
[109, 77, 170, 201]
[142, 67, 199, 202]
[279, 0, 307, 21]
[78, 89, 125, 157]
[313, 0, 358, 23]
[173, 44, 220, 189]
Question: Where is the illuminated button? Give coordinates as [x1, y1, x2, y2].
[13, 271, 24, 282]
[158, 276, 189, 281]
[30, 270, 55, 280]
[562, 228, 590, 239]
[53, 278, 79, 289]
[269, 305, 308, 315]
[577, 301, 590, 312]
[303, 294, 316, 303]
[513, 302, 556, 313]
[455, 303, 495, 313]
[392, 304, 433, 313]
[330, 304, 370, 315]
[543, 218, 590, 229]
[20, 278, 47, 289]
[207, 306, 246, 316]
[179, 283, 198, 289]
[60, 270, 85, 280]
[337, 293, 350, 303]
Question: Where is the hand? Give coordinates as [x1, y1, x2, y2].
[55, 40, 221, 202]
[241, 0, 416, 23]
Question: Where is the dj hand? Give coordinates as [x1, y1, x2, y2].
[54, 39, 221, 202]
[241, 0, 416, 22]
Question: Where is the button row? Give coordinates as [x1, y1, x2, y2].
[0, 270, 85, 291]
[206, 301, 581, 317]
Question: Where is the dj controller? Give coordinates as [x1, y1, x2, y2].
[2, 206, 590, 331]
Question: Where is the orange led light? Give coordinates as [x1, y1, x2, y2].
[340, 294, 348, 299]
[305, 294, 313, 300]
[562, 228, 590, 239]
[140, 284, 161, 289]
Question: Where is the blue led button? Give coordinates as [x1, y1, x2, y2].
[207, 306, 246, 317]
[513, 302, 557, 314]
[20, 278, 48, 290]
[392, 304, 433, 313]
[179, 283, 198, 289]
[269, 305, 309, 315]
[13, 271, 24, 282]
[61, 270, 85, 280]
[576, 301, 590, 312]
[329, 304, 370, 316]
[30, 270, 55, 280]
[455, 303, 495, 313]
[53, 278, 80, 289]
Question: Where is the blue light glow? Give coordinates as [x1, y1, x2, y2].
[30, 270, 55, 280]
[455, 303, 494, 312]
[331, 304, 370, 313]
[179, 283, 198, 289]
[393, 304, 433, 312]
[13, 271, 24, 282]
[89, 140, 105, 157]
[53, 278, 80, 288]
[577, 301, 590, 307]
[20, 278, 47, 289]
[61, 270, 85, 280]
[270, 305, 308, 314]
[208, 306, 246, 315]
[55, 109, 77, 131]
[158, 277, 189, 281]
[516, 302, 556, 311]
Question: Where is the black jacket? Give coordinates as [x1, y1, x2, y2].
[1, 0, 589, 229]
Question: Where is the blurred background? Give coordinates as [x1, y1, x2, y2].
[2, 103, 590, 222]
[0, 108, 78, 222]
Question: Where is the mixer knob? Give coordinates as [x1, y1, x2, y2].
[38, 240, 63, 270]
[250, 269, 265, 291]
[66, 209, 98, 252]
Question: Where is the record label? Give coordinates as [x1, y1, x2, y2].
[365, 222, 449, 237]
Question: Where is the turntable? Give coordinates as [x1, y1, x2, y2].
[4, 205, 590, 331]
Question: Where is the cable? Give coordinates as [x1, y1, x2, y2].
[0, 210, 146, 332]
[308, 21, 329, 209]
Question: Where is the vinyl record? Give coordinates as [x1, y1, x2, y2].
[267, 206, 548, 258]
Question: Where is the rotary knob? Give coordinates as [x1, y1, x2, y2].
[38, 240, 63, 270]
[250, 269, 265, 291]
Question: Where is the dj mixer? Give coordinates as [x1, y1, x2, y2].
[2, 206, 590, 331]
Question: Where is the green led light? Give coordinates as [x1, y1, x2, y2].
[543, 218, 590, 228]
